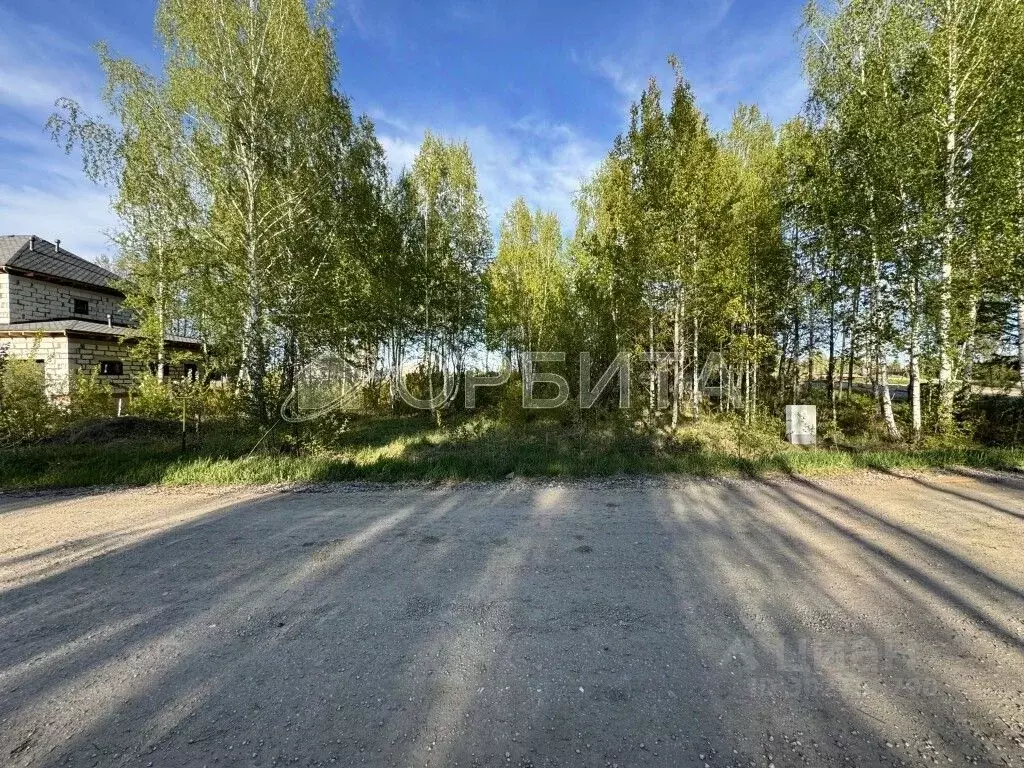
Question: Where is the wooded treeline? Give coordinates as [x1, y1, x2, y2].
[492, 0, 1024, 440]
[53, 0, 1024, 439]
[52, 0, 491, 422]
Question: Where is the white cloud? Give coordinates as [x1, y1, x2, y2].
[376, 112, 603, 235]
[368, 107, 414, 136]
[0, 183, 117, 261]
[0, 7, 116, 264]
[338, 0, 369, 37]
[593, 57, 645, 102]
[758, 63, 809, 126]
[567, 50, 644, 114]
[336, 0, 399, 49]
[445, 1, 499, 27]
[510, 115, 578, 143]
[0, 124, 56, 154]
[378, 134, 420, 175]
[0, 8, 105, 116]
[706, 0, 737, 28]
[571, 0, 807, 132]
[687, 21, 807, 129]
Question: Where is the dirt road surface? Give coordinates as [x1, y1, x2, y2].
[1, 471, 1022, 767]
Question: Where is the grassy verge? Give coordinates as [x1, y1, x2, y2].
[2, 415, 1022, 491]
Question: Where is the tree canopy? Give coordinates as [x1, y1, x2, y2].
[48, 0, 1024, 441]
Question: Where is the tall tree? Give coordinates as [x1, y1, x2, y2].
[722, 105, 786, 422]
[915, 0, 1018, 429]
[411, 132, 491, 411]
[53, 0, 360, 421]
[486, 199, 567, 368]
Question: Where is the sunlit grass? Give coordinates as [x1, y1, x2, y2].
[2, 414, 1022, 490]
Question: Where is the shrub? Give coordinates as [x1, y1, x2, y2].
[126, 372, 179, 420]
[496, 379, 526, 426]
[361, 377, 391, 412]
[200, 384, 244, 423]
[0, 357, 61, 446]
[968, 396, 1024, 446]
[668, 412, 788, 459]
[67, 366, 115, 423]
[834, 393, 883, 440]
[735, 413, 788, 458]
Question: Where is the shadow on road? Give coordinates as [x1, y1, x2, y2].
[1, 477, 1022, 766]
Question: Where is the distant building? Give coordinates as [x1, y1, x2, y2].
[0, 235, 201, 397]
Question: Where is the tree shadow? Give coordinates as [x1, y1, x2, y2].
[324, 413, 449, 450]
[877, 467, 1024, 523]
[2, 478, 1021, 766]
[770, 481, 1024, 630]
[0, 483, 548, 765]
[0, 489, 108, 517]
[650, 477, 1024, 765]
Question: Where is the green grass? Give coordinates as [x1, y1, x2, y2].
[2, 414, 1022, 491]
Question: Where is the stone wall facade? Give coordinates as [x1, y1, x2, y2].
[68, 340, 199, 394]
[0, 335, 71, 396]
[67, 339, 146, 393]
[2, 273, 200, 401]
[2, 334, 201, 398]
[0, 273, 9, 324]
[1, 274, 132, 325]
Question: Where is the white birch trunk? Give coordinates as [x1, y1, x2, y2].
[671, 291, 681, 429]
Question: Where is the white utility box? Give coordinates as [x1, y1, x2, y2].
[785, 405, 817, 446]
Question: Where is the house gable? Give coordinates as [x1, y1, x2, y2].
[0, 236, 123, 294]
[0, 235, 202, 397]
[0, 236, 132, 325]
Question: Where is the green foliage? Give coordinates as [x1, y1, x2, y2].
[4, 413, 1024, 490]
[410, 132, 492, 406]
[833, 394, 884, 441]
[124, 372, 218, 428]
[487, 199, 568, 361]
[569, 62, 787, 425]
[34, 0, 1024, 462]
[125, 373, 178, 420]
[50, 0, 375, 423]
[199, 385, 244, 423]
[802, 0, 1024, 437]
[672, 414, 781, 459]
[0, 358, 60, 447]
[67, 367, 116, 423]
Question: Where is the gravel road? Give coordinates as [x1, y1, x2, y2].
[1, 471, 1022, 767]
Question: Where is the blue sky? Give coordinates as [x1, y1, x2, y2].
[0, 0, 808, 262]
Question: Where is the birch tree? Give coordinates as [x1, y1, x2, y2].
[411, 133, 491, 411]
[53, 0, 357, 421]
[487, 199, 567, 368]
[914, 0, 1017, 429]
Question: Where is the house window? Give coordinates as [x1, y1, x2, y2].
[183, 362, 198, 381]
[99, 361, 123, 376]
[149, 362, 171, 377]
[73, 299, 89, 315]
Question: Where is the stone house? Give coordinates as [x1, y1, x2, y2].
[0, 235, 202, 397]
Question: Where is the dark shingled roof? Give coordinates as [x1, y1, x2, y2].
[0, 319, 200, 347]
[0, 235, 122, 294]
